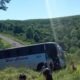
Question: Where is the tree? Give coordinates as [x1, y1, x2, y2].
[34, 31, 41, 42]
[0, 0, 11, 10]
[13, 26, 24, 35]
[26, 27, 34, 39]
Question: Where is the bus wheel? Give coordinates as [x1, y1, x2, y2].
[37, 62, 44, 71]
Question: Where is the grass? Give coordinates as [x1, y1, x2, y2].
[0, 38, 12, 49]
[2, 39, 12, 48]
[53, 65, 80, 80]
[0, 67, 41, 80]
[0, 65, 80, 80]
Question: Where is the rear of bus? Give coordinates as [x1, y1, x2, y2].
[45, 42, 66, 70]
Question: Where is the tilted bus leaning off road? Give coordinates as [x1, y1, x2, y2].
[0, 42, 66, 70]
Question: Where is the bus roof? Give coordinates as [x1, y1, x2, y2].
[0, 42, 57, 51]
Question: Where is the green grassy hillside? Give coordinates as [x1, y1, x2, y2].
[0, 64, 80, 80]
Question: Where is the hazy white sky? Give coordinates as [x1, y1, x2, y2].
[0, 0, 80, 20]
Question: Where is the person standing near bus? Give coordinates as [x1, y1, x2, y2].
[50, 62, 54, 71]
[41, 64, 53, 80]
[42, 67, 53, 80]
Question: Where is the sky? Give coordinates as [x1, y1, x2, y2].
[0, 0, 80, 20]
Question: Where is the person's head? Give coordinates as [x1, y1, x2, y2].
[19, 74, 27, 80]
[43, 68, 50, 76]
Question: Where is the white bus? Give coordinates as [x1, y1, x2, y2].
[0, 42, 66, 70]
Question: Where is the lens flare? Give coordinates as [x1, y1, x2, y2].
[45, 0, 58, 42]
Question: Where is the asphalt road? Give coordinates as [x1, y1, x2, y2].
[0, 34, 24, 48]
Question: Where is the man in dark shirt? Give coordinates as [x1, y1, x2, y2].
[42, 67, 53, 80]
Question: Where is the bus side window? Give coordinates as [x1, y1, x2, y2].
[4, 49, 17, 58]
[30, 45, 44, 54]
[17, 47, 29, 56]
[0, 50, 5, 59]
[5, 50, 11, 58]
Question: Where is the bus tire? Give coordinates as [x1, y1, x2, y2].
[37, 62, 44, 71]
